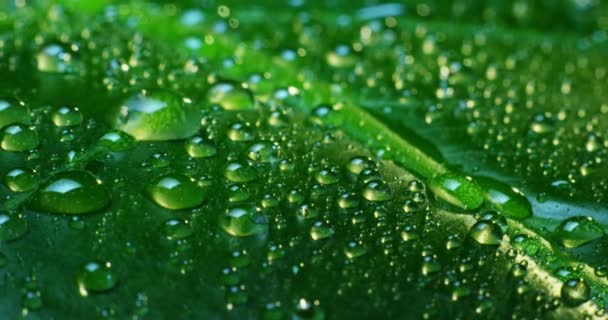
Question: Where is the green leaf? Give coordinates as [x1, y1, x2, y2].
[0, 1, 607, 319]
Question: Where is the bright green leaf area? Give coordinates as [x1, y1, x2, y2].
[0, 1, 607, 319]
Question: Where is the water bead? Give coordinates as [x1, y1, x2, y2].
[0, 97, 30, 128]
[469, 221, 504, 246]
[310, 221, 335, 240]
[224, 162, 258, 183]
[77, 261, 118, 296]
[428, 172, 484, 210]
[1, 124, 39, 152]
[52, 106, 83, 127]
[219, 207, 268, 237]
[185, 136, 217, 158]
[362, 180, 392, 202]
[248, 142, 280, 163]
[29, 171, 110, 215]
[346, 156, 374, 175]
[227, 122, 255, 142]
[554, 216, 605, 248]
[208, 82, 254, 111]
[36, 44, 83, 74]
[162, 218, 194, 240]
[97, 131, 135, 152]
[560, 279, 590, 307]
[147, 173, 207, 210]
[4, 168, 39, 192]
[111, 91, 202, 141]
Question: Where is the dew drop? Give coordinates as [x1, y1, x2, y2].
[224, 162, 258, 182]
[0, 97, 30, 129]
[77, 261, 117, 296]
[30, 171, 110, 215]
[219, 207, 268, 237]
[52, 106, 82, 127]
[4, 168, 39, 192]
[185, 136, 216, 158]
[146, 174, 206, 210]
[111, 91, 201, 141]
[362, 180, 392, 202]
[469, 220, 503, 246]
[1, 124, 39, 152]
[554, 216, 605, 248]
[208, 82, 254, 111]
[162, 218, 194, 240]
[560, 279, 590, 307]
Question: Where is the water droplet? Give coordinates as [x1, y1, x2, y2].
[30, 171, 110, 214]
[310, 221, 334, 240]
[4, 168, 38, 192]
[561, 279, 590, 307]
[227, 122, 255, 142]
[362, 180, 392, 202]
[0, 212, 28, 242]
[469, 220, 503, 246]
[554, 216, 605, 248]
[111, 91, 201, 141]
[346, 156, 374, 175]
[185, 136, 216, 158]
[1, 124, 39, 152]
[52, 106, 82, 127]
[530, 113, 555, 134]
[77, 261, 117, 296]
[248, 142, 280, 163]
[0, 97, 30, 129]
[476, 176, 532, 220]
[344, 241, 367, 259]
[401, 225, 420, 242]
[36, 44, 82, 74]
[219, 207, 268, 237]
[162, 218, 194, 240]
[146, 174, 206, 210]
[315, 169, 339, 185]
[428, 172, 483, 210]
[208, 82, 254, 111]
[97, 131, 135, 152]
[224, 162, 258, 182]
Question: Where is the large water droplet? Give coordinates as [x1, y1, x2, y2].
[1, 124, 39, 152]
[52, 106, 83, 127]
[111, 91, 201, 141]
[554, 216, 605, 248]
[469, 220, 503, 246]
[77, 261, 117, 296]
[224, 162, 258, 182]
[0, 97, 30, 129]
[146, 173, 207, 210]
[428, 172, 483, 210]
[161, 218, 194, 240]
[362, 180, 392, 202]
[185, 136, 216, 158]
[4, 168, 39, 192]
[97, 131, 135, 152]
[219, 207, 268, 237]
[29, 171, 110, 215]
[208, 82, 254, 111]
[560, 279, 590, 307]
